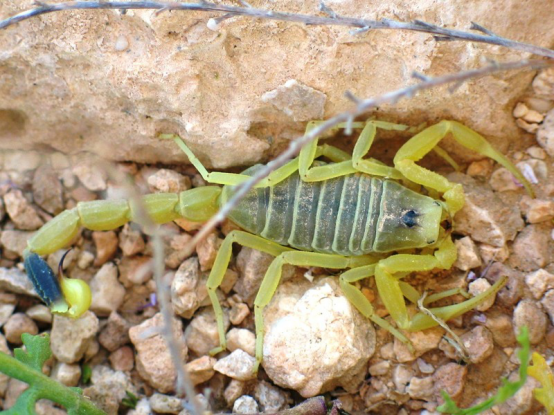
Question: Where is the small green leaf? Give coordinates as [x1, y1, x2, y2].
[82, 364, 92, 384]
[437, 326, 530, 415]
[121, 390, 139, 409]
[13, 333, 52, 372]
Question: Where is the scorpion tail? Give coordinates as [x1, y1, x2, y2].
[23, 249, 91, 319]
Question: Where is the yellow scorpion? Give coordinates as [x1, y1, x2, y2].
[23, 120, 533, 370]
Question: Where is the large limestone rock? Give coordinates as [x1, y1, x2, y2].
[1, 0, 553, 168]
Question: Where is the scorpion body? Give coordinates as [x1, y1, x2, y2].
[23, 119, 534, 371]
[225, 165, 442, 255]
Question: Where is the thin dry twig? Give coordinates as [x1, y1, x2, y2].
[185, 58, 551, 255]
[417, 292, 469, 361]
[1, 1, 554, 59]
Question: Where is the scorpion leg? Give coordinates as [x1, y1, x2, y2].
[206, 230, 291, 356]
[299, 120, 410, 181]
[393, 120, 534, 214]
[160, 133, 302, 188]
[374, 237, 507, 333]
[339, 264, 413, 349]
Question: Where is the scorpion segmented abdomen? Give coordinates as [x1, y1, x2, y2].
[225, 166, 386, 256]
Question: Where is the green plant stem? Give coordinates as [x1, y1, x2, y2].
[0, 352, 105, 415]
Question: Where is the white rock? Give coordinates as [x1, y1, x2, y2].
[453, 236, 482, 271]
[254, 380, 288, 412]
[51, 363, 81, 387]
[214, 349, 257, 381]
[525, 269, 554, 299]
[468, 278, 496, 312]
[233, 396, 259, 414]
[171, 257, 207, 319]
[262, 278, 375, 397]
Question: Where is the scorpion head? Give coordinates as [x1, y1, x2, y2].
[373, 181, 444, 253]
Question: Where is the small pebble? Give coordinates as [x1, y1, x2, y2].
[51, 363, 81, 387]
[394, 327, 443, 363]
[89, 263, 125, 317]
[453, 237, 482, 271]
[224, 379, 246, 406]
[229, 302, 250, 325]
[392, 364, 415, 393]
[25, 304, 52, 323]
[484, 310, 516, 347]
[533, 67, 554, 99]
[72, 160, 107, 191]
[519, 196, 554, 223]
[109, 346, 134, 372]
[407, 376, 434, 401]
[196, 232, 222, 271]
[77, 251, 95, 269]
[4, 190, 44, 230]
[510, 224, 550, 271]
[460, 326, 494, 364]
[98, 312, 131, 352]
[50, 311, 99, 363]
[254, 380, 288, 412]
[468, 278, 496, 312]
[233, 395, 259, 414]
[119, 224, 145, 257]
[433, 363, 467, 403]
[4, 151, 41, 171]
[369, 361, 391, 377]
[525, 269, 554, 299]
[129, 313, 187, 393]
[147, 169, 191, 193]
[171, 257, 207, 319]
[185, 356, 217, 385]
[213, 349, 257, 381]
[4, 313, 38, 344]
[32, 165, 63, 215]
[527, 146, 546, 159]
[226, 328, 255, 357]
[185, 308, 229, 356]
[541, 290, 554, 326]
[513, 299, 547, 344]
[92, 231, 118, 266]
[513, 102, 529, 118]
[149, 393, 183, 414]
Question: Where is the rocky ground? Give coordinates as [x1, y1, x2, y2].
[0, 67, 552, 415]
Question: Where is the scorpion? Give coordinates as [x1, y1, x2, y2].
[23, 119, 533, 371]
